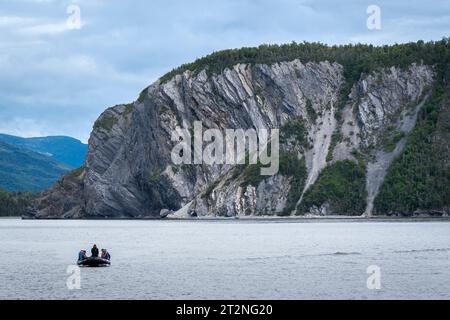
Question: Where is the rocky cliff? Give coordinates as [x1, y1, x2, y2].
[28, 41, 450, 218]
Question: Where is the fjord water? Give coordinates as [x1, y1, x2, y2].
[0, 218, 448, 300]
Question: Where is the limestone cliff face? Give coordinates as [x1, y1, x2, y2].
[28, 58, 437, 219]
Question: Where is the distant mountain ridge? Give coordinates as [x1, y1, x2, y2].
[0, 134, 87, 168]
[0, 134, 88, 192]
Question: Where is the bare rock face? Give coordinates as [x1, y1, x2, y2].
[182, 63, 434, 218]
[29, 58, 437, 218]
[26, 169, 85, 219]
[355, 64, 432, 148]
[189, 170, 294, 217]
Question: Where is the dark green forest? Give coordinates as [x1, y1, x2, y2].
[374, 88, 450, 214]
[299, 160, 367, 216]
[160, 39, 450, 85]
[0, 189, 35, 217]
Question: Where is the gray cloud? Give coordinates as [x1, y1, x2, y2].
[0, 0, 449, 142]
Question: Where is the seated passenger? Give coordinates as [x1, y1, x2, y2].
[78, 250, 87, 261]
[101, 249, 111, 261]
[91, 244, 99, 258]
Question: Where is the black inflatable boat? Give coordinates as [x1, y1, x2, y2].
[77, 257, 111, 268]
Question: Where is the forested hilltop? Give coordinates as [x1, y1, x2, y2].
[29, 39, 450, 219]
[159, 39, 450, 83]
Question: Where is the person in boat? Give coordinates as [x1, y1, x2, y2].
[78, 250, 87, 262]
[91, 244, 99, 258]
[101, 249, 111, 261]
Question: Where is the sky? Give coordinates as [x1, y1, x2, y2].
[0, 0, 449, 143]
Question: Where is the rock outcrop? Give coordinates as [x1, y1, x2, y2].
[28, 48, 445, 218]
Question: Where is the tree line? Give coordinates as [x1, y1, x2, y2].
[160, 39, 450, 84]
[0, 189, 35, 217]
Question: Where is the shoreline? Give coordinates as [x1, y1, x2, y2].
[166, 215, 450, 223]
[14, 215, 450, 223]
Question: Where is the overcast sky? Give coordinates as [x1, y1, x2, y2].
[0, 0, 449, 143]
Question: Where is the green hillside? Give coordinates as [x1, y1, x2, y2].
[0, 140, 73, 192]
[0, 134, 87, 168]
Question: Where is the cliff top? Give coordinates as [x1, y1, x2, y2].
[159, 39, 450, 84]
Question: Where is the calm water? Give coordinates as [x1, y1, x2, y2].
[0, 218, 448, 300]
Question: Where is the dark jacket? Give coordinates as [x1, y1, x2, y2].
[91, 247, 99, 257]
[78, 251, 86, 261]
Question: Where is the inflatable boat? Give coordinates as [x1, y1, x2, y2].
[77, 257, 111, 267]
